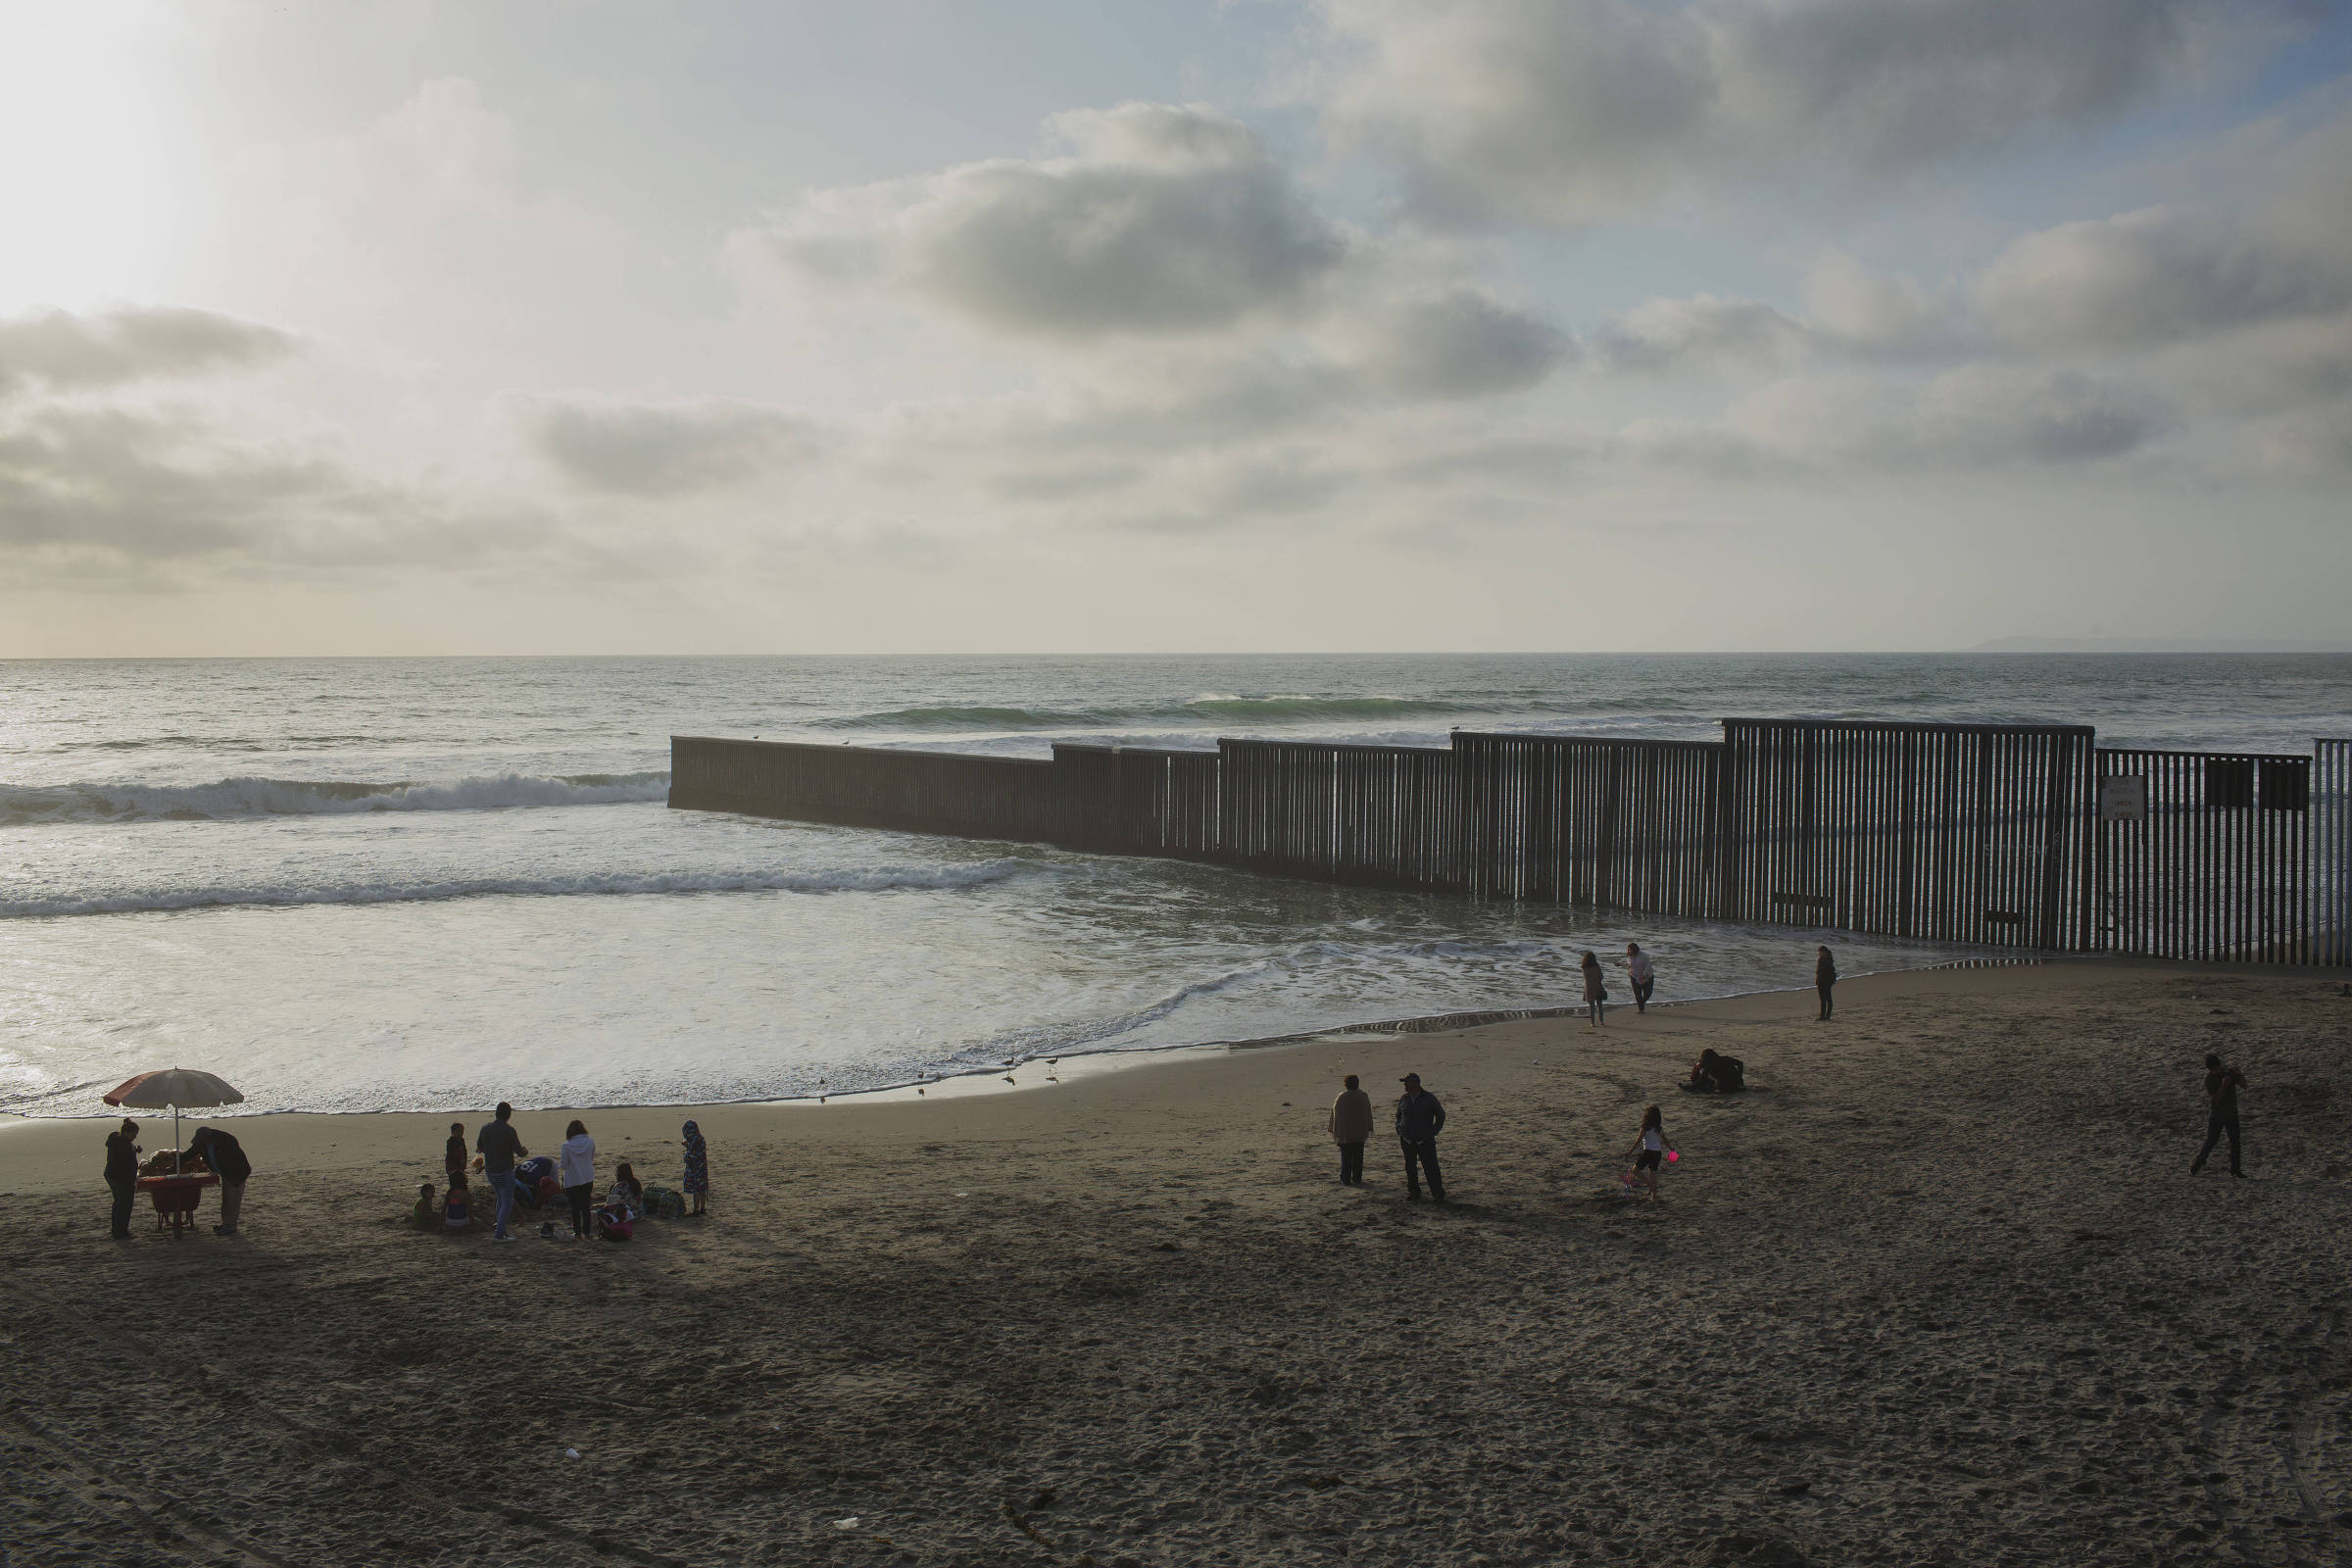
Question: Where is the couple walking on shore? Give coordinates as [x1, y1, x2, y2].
[1328, 1072, 1447, 1200]
[1579, 942, 1659, 1026]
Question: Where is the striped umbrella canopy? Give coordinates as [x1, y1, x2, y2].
[103, 1069, 244, 1172]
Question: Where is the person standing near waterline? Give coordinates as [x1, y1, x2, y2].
[559, 1120, 597, 1239]
[2191, 1054, 2249, 1177]
[1624, 943, 1656, 1013]
[1581, 951, 1607, 1026]
[1395, 1073, 1446, 1201]
[1815, 945, 1838, 1020]
[104, 1118, 140, 1239]
[1329, 1074, 1373, 1186]
[475, 1103, 527, 1242]
[681, 1120, 710, 1215]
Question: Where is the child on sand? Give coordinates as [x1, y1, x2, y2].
[1624, 1105, 1676, 1200]
[1581, 951, 1606, 1026]
[444, 1122, 468, 1193]
[681, 1121, 710, 1215]
[410, 1182, 436, 1229]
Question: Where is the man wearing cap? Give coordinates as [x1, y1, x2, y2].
[1395, 1073, 1446, 1201]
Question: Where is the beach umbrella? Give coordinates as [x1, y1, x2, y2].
[102, 1069, 244, 1172]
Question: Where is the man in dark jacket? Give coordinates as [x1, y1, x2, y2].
[2190, 1054, 2248, 1177]
[1395, 1073, 1446, 1201]
[105, 1118, 141, 1239]
[187, 1126, 253, 1235]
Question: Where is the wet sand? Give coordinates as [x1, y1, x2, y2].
[4, 961, 2349, 1567]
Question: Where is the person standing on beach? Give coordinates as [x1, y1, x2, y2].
[1624, 1104, 1677, 1201]
[186, 1125, 251, 1236]
[476, 1103, 527, 1242]
[444, 1122, 468, 1195]
[1395, 1073, 1446, 1201]
[1624, 943, 1656, 1013]
[2190, 1054, 2249, 1177]
[559, 1120, 597, 1239]
[681, 1120, 710, 1216]
[105, 1118, 140, 1239]
[1581, 951, 1607, 1026]
[1815, 945, 1838, 1020]
[1329, 1074, 1373, 1186]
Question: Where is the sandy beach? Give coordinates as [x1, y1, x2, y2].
[5, 960, 2348, 1567]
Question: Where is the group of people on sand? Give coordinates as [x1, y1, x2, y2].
[431, 1102, 711, 1242]
[1570, 939, 1839, 1027]
[103, 1118, 251, 1239]
[1325, 1070, 1682, 1204]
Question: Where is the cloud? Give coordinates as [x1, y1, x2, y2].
[745, 103, 1349, 339]
[528, 399, 829, 496]
[1595, 294, 1811, 373]
[1616, 365, 2173, 474]
[0, 306, 297, 396]
[1331, 288, 1572, 398]
[1310, 0, 2281, 225]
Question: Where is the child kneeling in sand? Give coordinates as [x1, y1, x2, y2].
[1624, 1105, 1676, 1200]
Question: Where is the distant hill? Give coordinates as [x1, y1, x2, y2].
[1968, 637, 2352, 654]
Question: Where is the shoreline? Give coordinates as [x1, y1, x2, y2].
[0, 956, 2245, 1197]
[10, 955, 2347, 1565]
[0, 955, 2053, 1134]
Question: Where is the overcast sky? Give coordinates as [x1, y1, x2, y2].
[3, 0, 2349, 656]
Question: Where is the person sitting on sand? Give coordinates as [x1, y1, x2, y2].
[1329, 1074, 1373, 1187]
[607, 1161, 645, 1220]
[1395, 1073, 1446, 1202]
[443, 1181, 471, 1230]
[444, 1121, 468, 1193]
[411, 1182, 436, 1229]
[1581, 951, 1607, 1027]
[681, 1121, 710, 1215]
[559, 1120, 597, 1240]
[1625, 1105, 1676, 1200]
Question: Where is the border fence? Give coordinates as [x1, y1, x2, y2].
[670, 718, 2348, 966]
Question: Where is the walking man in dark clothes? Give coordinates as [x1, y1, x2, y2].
[1396, 1073, 1446, 1201]
[1815, 945, 1838, 1020]
[476, 1102, 528, 1242]
[105, 1118, 140, 1239]
[186, 1126, 252, 1235]
[2190, 1053, 2248, 1177]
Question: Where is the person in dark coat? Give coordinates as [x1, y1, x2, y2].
[1395, 1073, 1446, 1201]
[1328, 1074, 1373, 1186]
[186, 1126, 252, 1235]
[2191, 1054, 2249, 1177]
[1815, 945, 1838, 1020]
[1581, 951, 1606, 1027]
[105, 1118, 141, 1239]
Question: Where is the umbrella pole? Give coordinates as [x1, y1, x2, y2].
[173, 1104, 181, 1174]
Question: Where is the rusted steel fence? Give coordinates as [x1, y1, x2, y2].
[671, 722, 2344, 965]
[1719, 720, 2096, 951]
[2094, 747, 2316, 963]
[2318, 740, 2352, 967]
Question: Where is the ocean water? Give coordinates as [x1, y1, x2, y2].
[4, 654, 2346, 1117]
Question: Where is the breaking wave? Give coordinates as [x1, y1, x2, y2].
[0, 771, 671, 826]
[0, 858, 1030, 919]
[818, 693, 1494, 732]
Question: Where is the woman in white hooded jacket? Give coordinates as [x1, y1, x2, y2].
[558, 1119, 597, 1239]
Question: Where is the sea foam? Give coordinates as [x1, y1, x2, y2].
[0, 858, 1029, 919]
[0, 771, 671, 826]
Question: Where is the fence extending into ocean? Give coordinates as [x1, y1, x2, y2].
[670, 723, 2352, 966]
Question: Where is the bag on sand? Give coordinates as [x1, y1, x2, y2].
[641, 1185, 686, 1220]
